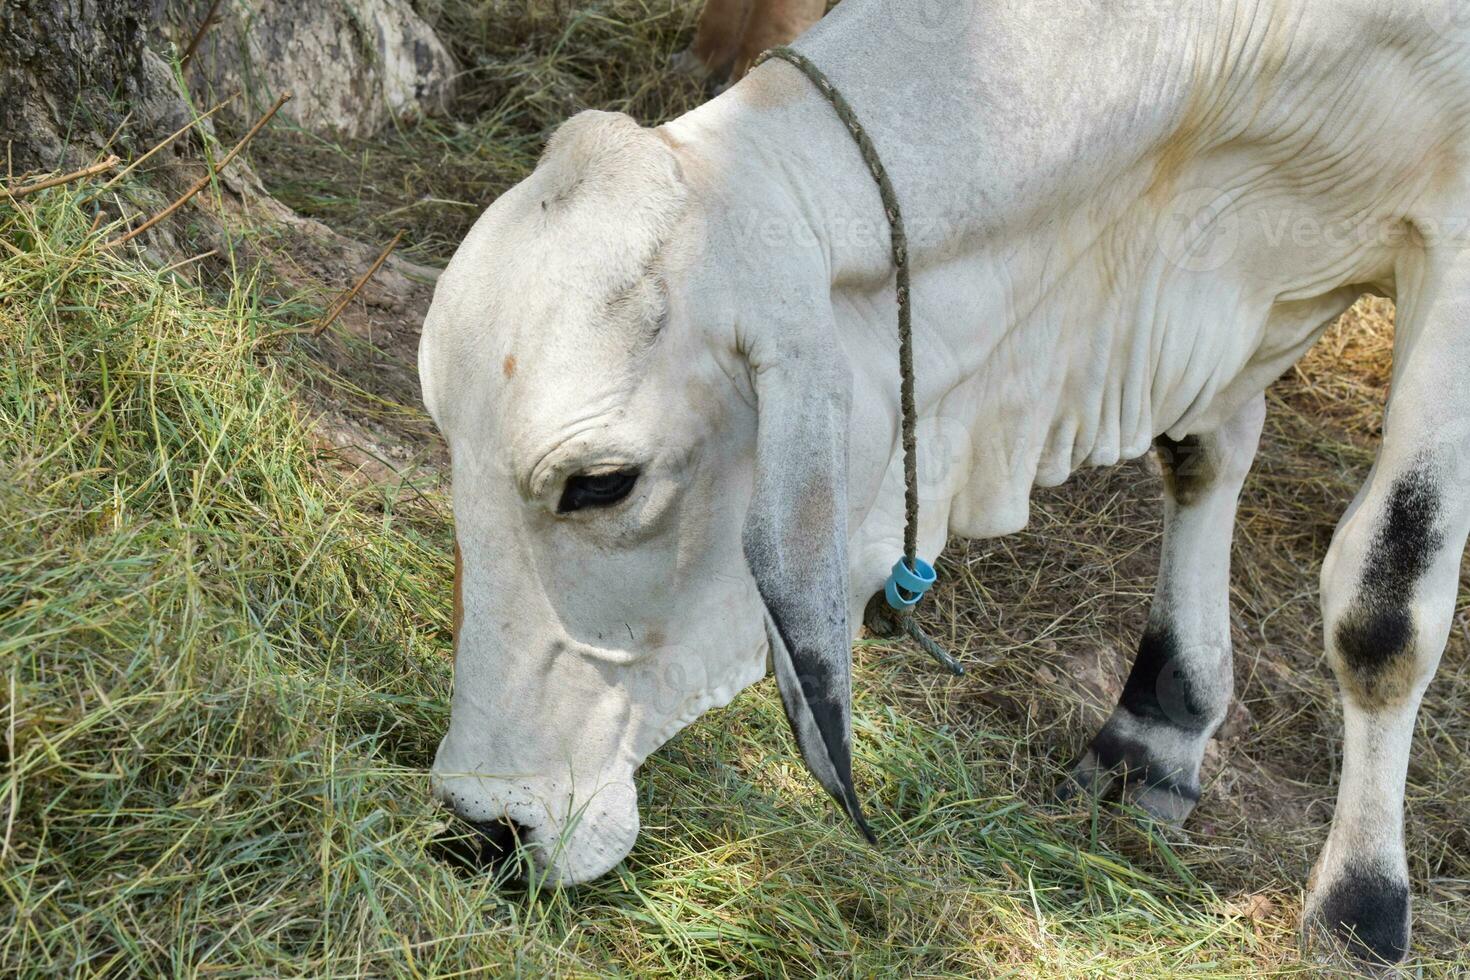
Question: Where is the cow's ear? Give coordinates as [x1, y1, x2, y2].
[741, 336, 875, 843]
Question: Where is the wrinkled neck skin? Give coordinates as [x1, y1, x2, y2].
[664, 0, 1441, 630]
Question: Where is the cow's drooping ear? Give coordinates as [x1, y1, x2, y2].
[741, 331, 875, 843]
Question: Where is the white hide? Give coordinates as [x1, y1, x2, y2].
[422, 0, 1470, 887]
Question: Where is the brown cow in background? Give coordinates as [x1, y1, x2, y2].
[675, 0, 827, 88]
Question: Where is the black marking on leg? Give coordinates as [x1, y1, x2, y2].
[1335, 462, 1442, 704]
[1364, 464, 1442, 593]
[1335, 606, 1414, 687]
[1313, 862, 1411, 964]
[1089, 725, 1201, 806]
[1119, 625, 1216, 733]
[1155, 434, 1216, 507]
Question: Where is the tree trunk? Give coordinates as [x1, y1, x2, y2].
[0, 1, 192, 174]
[1, 0, 456, 178]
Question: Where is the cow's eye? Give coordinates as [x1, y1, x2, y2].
[558, 470, 639, 513]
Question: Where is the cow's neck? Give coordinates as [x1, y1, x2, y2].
[668, 0, 1398, 598]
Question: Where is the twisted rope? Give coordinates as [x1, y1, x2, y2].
[755, 46, 961, 677]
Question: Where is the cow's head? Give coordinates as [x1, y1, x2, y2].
[420, 110, 872, 883]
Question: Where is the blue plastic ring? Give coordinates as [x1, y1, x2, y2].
[885, 578, 919, 610]
[891, 557, 936, 593]
[885, 557, 936, 611]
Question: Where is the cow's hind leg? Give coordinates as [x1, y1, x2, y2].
[675, 0, 825, 88]
[1304, 262, 1470, 964]
[1059, 394, 1266, 824]
[674, 0, 751, 84]
[729, 0, 827, 80]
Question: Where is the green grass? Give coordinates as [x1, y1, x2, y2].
[4, 0, 1468, 975]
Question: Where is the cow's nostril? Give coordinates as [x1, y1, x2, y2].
[469, 817, 524, 857]
[431, 816, 528, 876]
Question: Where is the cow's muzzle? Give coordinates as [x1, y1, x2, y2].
[430, 767, 642, 883]
[432, 814, 529, 875]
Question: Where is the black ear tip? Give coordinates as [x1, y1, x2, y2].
[842, 791, 878, 844]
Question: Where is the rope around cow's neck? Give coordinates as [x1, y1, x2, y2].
[754, 46, 963, 677]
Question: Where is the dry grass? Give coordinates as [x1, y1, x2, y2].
[4, 1, 1468, 975]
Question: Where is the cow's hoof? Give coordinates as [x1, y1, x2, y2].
[670, 46, 734, 95]
[670, 47, 709, 78]
[1118, 779, 1197, 827]
[1055, 746, 1119, 804]
[1056, 739, 1200, 827]
[1303, 864, 1411, 970]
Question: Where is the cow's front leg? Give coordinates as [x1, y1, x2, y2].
[1304, 260, 1470, 965]
[1059, 394, 1266, 824]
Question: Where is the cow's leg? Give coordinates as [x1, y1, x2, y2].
[1304, 265, 1470, 964]
[1059, 394, 1266, 824]
[729, 0, 827, 80]
[674, 0, 751, 84]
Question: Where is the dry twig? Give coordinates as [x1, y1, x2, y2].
[86, 94, 238, 202]
[312, 230, 405, 336]
[3, 156, 121, 199]
[104, 92, 291, 250]
[181, 0, 225, 68]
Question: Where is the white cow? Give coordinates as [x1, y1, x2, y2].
[420, 0, 1470, 963]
